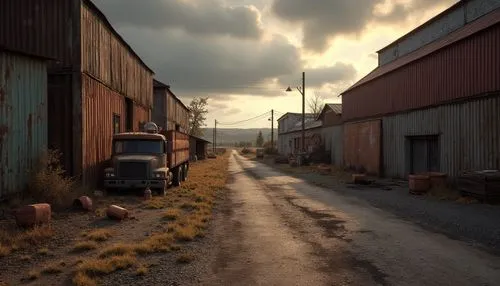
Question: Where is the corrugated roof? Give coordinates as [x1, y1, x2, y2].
[342, 7, 500, 95]
[190, 134, 211, 143]
[284, 118, 322, 133]
[377, 0, 466, 53]
[327, 104, 342, 114]
[277, 112, 314, 122]
[85, 0, 154, 74]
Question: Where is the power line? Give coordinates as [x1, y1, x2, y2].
[216, 111, 271, 126]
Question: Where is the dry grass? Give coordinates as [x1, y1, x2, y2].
[77, 255, 137, 276]
[72, 272, 97, 286]
[162, 208, 181, 220]
[38, 247, 50, 255]
[135, 264, 148, 276]
[142, 198, 167, 209]
[26, 149, 77, 209]
[67, 153, 230, 285]
[98, 243, 135, 258]
[26, 270, 40, 281]
[427, 186, 461, 201]
[73, 241, 98, 252]
[0, 243, 10, 257]
[176, 252, 194, 264]
[41, 262, 64, 275]
[83, 229, 113, 242]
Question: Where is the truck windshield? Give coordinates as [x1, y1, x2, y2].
[113, 140, 164, 154]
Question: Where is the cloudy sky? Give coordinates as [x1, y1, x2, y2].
[92, 0, 457, 128]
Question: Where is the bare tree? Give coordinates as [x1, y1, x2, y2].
[188, 97, 209, 137]
[308, 92, 324, 117]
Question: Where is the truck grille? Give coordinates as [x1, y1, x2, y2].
[118, 162, 148, 179]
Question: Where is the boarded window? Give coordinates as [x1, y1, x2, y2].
[113, 113, 121, 134]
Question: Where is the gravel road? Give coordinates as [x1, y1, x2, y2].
[269, 162, 500, 254]
[199, 151, 500, 286]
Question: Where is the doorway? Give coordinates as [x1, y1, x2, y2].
[406, 135, 440, 175]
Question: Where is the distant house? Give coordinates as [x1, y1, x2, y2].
[277, 112, 321, 155]
[317, 104, 343, 166]
[189, 135, 210, 161]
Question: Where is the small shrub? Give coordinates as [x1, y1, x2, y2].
[38, 247, 50, 255]
[73, 241, 98, 252]
[135, 264, 148, 276]
[84, 229, 112, 242]
[98, 243, 135, 258]
[26, 149, 75, 208]
[162, 209, 180, 221]
[41, 262, 63, 275]
[72, 272, 97, 286]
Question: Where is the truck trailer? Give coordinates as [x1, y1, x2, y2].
[103, 122, 190, 196]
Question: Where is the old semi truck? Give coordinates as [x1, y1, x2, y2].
[103, 122, 190, 196]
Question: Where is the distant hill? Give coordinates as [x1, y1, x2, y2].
[201, 128, 277, 146]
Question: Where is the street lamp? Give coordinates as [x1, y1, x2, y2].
[286, 71, 306, 155]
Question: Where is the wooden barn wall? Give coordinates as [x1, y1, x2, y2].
[80, 2, 153, 109]
[81, 74, 125, 187]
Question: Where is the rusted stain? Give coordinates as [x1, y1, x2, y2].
[0, 86, 5, 106]
[27, 113, 33, 142]
[0, 125, 8, 179]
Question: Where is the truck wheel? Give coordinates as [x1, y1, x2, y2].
[184, 164, 189, 180]
[181, 164, 187, 182]
[172, 167, 182, 187]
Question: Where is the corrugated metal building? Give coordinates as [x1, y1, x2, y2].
[341, 0, 500, 178]
[152, 80, 190, 133]
[278, 118, 323, 156]
[0, 49, 48, 197]
[0, 0, 155, 187]
[189, 135, 210, 161]
[318, 104, 343, 166]
[277, 112, 316, 155]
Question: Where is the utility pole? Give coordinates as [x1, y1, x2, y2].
[271, 109, 274, 151]
[301, 71, 305, 153]
[214, 119, 217, 153]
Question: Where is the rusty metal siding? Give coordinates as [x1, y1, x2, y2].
[80, 3, 153, 109]
[0, 0, 77, 70]
[383, 94, 500, 179]
[343, 120, 382, 175]
[0, 51, 48, 197]
[133, 104, 151, 131]
[343, 23, 500, 122]
[81, 74, 125, 187]
[322, 126, 343, 166]
[164, 90, 190, 132]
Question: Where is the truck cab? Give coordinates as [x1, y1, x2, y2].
[103, 122, 187, 196]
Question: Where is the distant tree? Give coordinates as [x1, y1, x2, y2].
[188, 97, 209, 137]
[256, 131, 264, 147]
[308, 92, 324, 118]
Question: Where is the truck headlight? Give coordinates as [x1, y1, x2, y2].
[153, 172, 165, 178]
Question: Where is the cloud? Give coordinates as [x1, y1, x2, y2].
[92, 0, 263, 39]
[225, 108, 242, 115]
[271, 0, 457, 53]
[277, 63, 357, 89]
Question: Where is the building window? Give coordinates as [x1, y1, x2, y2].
[113, 114, 121, 134]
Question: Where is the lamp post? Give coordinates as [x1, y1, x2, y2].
[286, 71, 305, 154]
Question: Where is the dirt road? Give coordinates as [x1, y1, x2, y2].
[202, 151, 500, 286]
